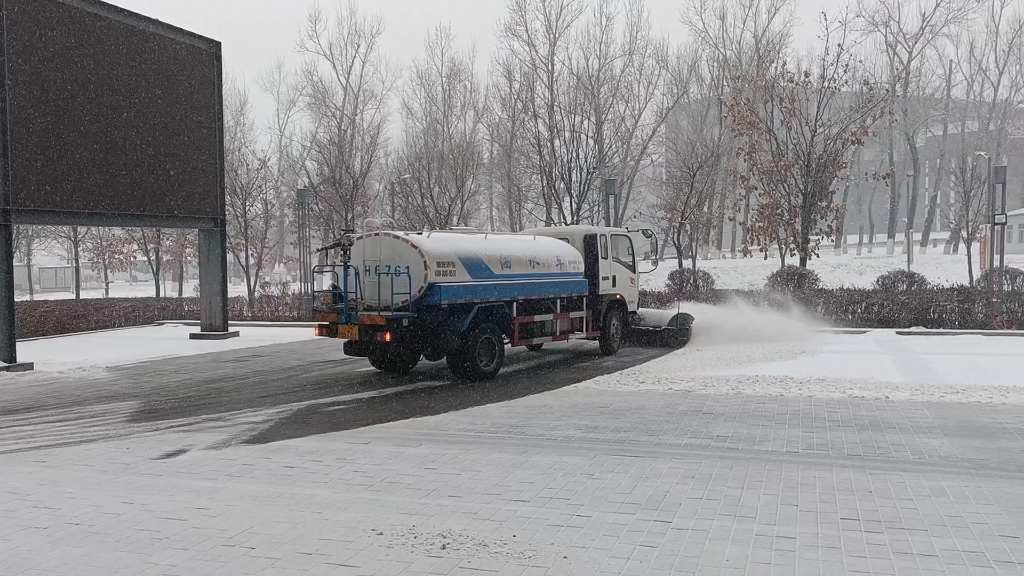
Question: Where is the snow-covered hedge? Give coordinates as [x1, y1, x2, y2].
[766, 266, 822, 292]
[873, 269, 931, 291]
[15, 293, 315, 339]
[639, 286, 1023, 330]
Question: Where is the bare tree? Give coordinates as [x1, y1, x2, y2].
[658, 43, 725, 281]
[44, 226, 90, 299]
[395, 25, 486, 230]
[950, 151, 989, 284]
[487, 53, 538, 231]
[13, 226, 50, 300]
[922, 57, 955, 252]
[125, 228, 165, 298]
[83, 228, 134, 298]
[224, 81, 278, 304]
[683, 0, 795, 258]
[258, 59, 305, 265]
[855, 0, 978, 254]
[499, 0, 589, 224]
[298, 3, 396, 237]
[727, 13, 890, 268]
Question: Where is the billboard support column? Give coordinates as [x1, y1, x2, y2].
[0, 8, 31, 372]
[192, 225, 237, 340]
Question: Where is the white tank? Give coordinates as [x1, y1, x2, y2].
[350, 230, 585, 307]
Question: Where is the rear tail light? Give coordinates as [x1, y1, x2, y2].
[384, 332, 392, 342]
[315, 324, 330, 337]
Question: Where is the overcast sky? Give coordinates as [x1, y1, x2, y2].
[106, 0, 828, 122]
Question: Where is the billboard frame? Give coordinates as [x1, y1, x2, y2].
[0, 0, 231, 369]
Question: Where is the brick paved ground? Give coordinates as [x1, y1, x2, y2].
[4, 384, 1024, 575]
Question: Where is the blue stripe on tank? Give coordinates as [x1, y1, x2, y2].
[456, 255, 582, 281]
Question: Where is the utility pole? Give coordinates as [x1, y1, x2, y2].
[603, 178, 616, 227]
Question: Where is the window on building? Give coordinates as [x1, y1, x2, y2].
[1008, 226, 1014, 244]
[1019, 224, 1024, 244]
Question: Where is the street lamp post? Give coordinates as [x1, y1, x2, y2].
[993, 164, 1009, 318]
[975, 152, 994, 315]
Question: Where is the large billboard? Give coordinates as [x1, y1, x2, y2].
[1, 0, 223, 227]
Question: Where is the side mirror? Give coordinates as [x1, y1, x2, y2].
[630, 228, 660, 274]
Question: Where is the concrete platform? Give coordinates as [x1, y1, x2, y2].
[188, 330, 240, 340]
[0, 361, 34, 372]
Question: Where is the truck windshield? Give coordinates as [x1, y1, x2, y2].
[611, 234, 635, 274]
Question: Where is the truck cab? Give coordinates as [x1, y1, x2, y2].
[523, 225, 657, 315]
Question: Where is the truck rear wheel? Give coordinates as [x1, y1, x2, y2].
[448, 323, 505, 381]
[599, 307, 626, 356]
[369, 348, 420, 375]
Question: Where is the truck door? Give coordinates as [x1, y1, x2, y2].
[609, 233, 639, 311]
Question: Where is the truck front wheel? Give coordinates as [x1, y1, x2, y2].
[599, 307, 626, 356]
[448, 323, 505, 381]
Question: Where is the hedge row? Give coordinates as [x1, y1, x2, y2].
[15, 293, 314, 340]
[640, 286, 1023, 330]
[15, 286, 1022, 340]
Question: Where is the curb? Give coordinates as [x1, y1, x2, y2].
[155, 320, 319, 328]
[894, 329, 1024, 337]
[18, 324, 161, 342]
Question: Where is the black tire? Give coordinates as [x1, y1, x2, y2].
[449, 323, 505, 381]
[599, 307, 626, 356]
[423, 348, 447, 362]
[368, 350, 388, 370]
[382, 350, 420, 375]
[369, 347, 419, 375]
[525, 343, 544, 352]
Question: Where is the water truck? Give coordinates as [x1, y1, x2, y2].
[312, 222, 692, 381]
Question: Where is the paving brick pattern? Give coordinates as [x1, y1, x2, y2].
[4, 389, 1024, 575]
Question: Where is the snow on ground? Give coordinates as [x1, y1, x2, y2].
[643, 247, 1024, 290]
[581, 300, 1024, 404]
[14, 324, 318, 372]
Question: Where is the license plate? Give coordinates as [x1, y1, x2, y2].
[338, 324, 359, 340]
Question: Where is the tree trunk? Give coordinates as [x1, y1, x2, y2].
[857, 224, 864, 256]
[101, 253, 110, 298]
[886, 132, 899, 255]
[867, 185, 876, 254]
[178, 259, 185, 298]
[153, 246, 162, 298]
[729, 210, 738, 259]
[740, 189, 751, 254]
[921, 60, 953, 252]
[25, 239, 34, 300]
[904, 137, 922, 232]
[71, 227, 82, 300]
[945, 227, 960, 254]
[835, 152, 858, 253]
[964, 237, 974, 285]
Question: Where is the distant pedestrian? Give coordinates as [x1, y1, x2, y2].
[993, 315, 1006, 330]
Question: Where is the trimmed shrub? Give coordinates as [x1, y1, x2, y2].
[15, 292, 316, 340]
[976, 267, 1024, 292]
[873, 269, 931, 291]
[766, 265, 821, 292]
[666, 267, 717, 300]
[639, 289, 676, 310]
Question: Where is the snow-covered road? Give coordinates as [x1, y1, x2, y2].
[582, 301, 1024, 403]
